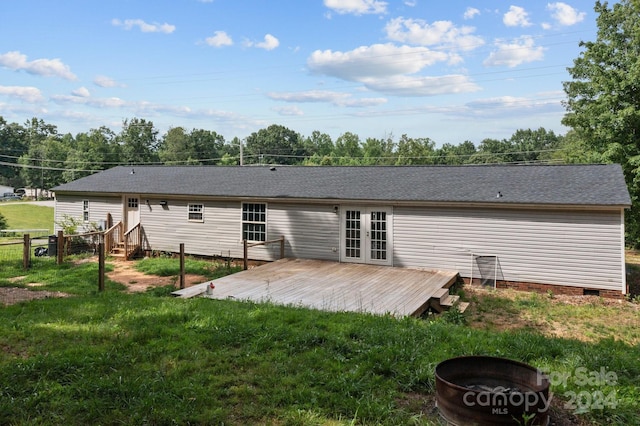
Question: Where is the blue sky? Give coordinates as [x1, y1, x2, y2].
[0, 0, 598, 145]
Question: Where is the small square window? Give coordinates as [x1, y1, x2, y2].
[188, 204, 204, 222]
[82, 200, 89, 222]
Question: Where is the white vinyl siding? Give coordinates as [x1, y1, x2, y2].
[141, 199, 240, 256]
[140, 200, 340, 261]
[393, 206, 625, 292]
[54, 195, 122, 233]
[267, 203, 340, 261]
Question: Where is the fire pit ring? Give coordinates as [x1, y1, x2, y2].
[435, 356, 550, 425]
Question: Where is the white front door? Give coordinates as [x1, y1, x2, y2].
[124, 196, 140, 232]
[341, 207, 392, 266]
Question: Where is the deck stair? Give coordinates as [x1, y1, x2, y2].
[109, 241, 127, 258]
[428, 281, 469, 314]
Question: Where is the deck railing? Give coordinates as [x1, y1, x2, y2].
[243, 235, 285, 270]
[123, 222, 141, 260]
[104, 221, 123, 254]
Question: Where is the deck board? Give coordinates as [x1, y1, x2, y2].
[173, 258, 458, 317]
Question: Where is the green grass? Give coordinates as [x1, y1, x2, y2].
[0, 203, 54, 234]
[0, 261, 639, 425]
[135, 256, 242, 280]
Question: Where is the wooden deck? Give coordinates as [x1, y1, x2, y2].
[173, 258, 459, 317]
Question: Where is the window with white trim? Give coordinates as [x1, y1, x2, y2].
[82, 200, 89, 222]
[188, 204, 204, 222]
[242, 203, 266, 241]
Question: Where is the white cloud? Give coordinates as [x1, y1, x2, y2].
[323, 0, 387, 15]
[93, 75, 125, 88]
[272, 106, 304, 116]
[547, 2, 585, 26]
[463, 7, 480, 20]
[456, 95, 563, 118]
[0, 85, 44, 103]
[111, 18, 176, 34]
[404, 1, 417, 6]
[503, 6, 532, 27]
[385, 17, 484, 51]
[483, 36, 545, 67]
[359, 74, 481, 96]
[245, 34, 279, 50]
[72, 87, 90, 97]
[307, 43, 480, 96]
[205, 31, 233, 47]
[52, 94, 128, 108]
[267, 90, 387, 107]
[308, 43, 450, 81]
[0, 51, 77, 80]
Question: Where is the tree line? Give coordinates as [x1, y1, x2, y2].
[1, 115, 587, 191]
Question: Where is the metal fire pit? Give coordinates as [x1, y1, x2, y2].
[435, 356, 550, 425]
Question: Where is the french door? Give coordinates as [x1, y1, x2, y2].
[341, 207, 392, 266]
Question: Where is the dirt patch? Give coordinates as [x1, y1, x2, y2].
[465, 285, 640, 343]
[0, 287, 70, 306]
[107, 260, 210, 292]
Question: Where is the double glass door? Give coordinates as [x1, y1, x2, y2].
[341, 207, 392, 266]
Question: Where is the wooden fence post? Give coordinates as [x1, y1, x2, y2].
[98, 242, 105, 292]
[243, 239, 248, 270]
[280, 236, 285, 259]
[179, 243, 185, 289]
[57, 230, 64, 265]
[23, 234, 30, 270]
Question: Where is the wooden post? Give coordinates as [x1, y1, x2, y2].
[179, 243, 185, 289]
[23, 234, 30, 270]
[57, 230, 64, 265]
[280, 235, 285, 259]
[98, 242, 105, 292]
[243, 239, 248, 270]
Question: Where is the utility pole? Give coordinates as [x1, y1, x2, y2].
[239, 138, 243, 166]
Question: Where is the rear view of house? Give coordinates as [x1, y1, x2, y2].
[53, 164, 631, 297]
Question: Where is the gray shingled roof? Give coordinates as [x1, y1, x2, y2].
[52, 164, 631, 207]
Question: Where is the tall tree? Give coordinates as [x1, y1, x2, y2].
[0, 117, 27, 187]
[117, 118, 159, 164]
[394, 134, 435, 165]
[63, 127, 117, 181]
[18, 118, 58, 196]
[362, 135, 395, 165]
[244, 124, 305, 165]
[507, 128, 562, 163]
[562, 0, 640, 245]
[332, 132, 363, 165]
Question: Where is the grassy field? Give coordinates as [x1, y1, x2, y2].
[0, 202, 53, 235]
[0, 256, 638, 425]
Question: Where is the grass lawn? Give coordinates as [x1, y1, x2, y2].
[0, 254, 638, 425]
[0, 202, 53, 235]
[0, 204, 638, 425]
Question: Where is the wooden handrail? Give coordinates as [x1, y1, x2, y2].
[104, 221, 123, 254]
[243, 235, 285, 270]
[123, 222, 141, 260]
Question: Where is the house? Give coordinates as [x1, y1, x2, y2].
[52, 164, 631, 298]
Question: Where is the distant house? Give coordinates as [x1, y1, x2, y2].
[52, 164, 631, 298]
